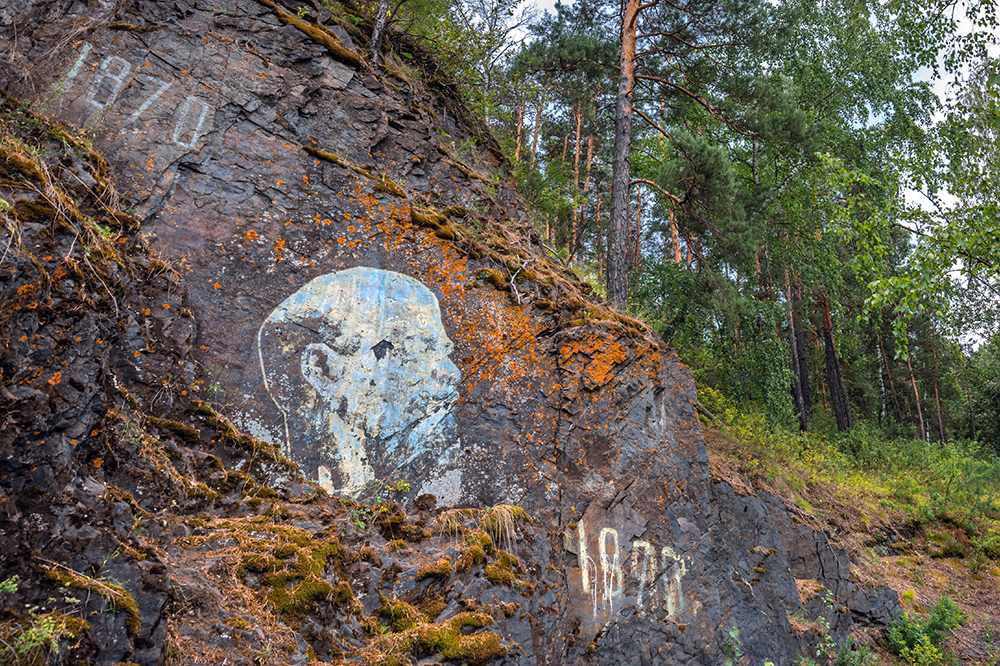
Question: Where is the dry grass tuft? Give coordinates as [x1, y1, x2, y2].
[480, 505, 531, 553]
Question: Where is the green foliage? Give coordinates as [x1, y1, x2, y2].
[0, 576, 18, 595]
[344, 478, 413, 531]
[14, 615, 62, 662]
[832, 640, 874, 666]
[898, 634, 944, 666]
[887, 596, 966, 664]
[926, 596, 965, 641]
[723, 626, 743, 666]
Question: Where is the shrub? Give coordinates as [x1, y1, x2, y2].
[925, 596, 964, 643]
[887, 596, 965, 660]
[833, 639, 874, 666]
[899, 634, 944, 666]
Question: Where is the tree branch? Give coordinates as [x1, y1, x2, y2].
[630, 178, 682, 203]
[635, 73, 753, 136]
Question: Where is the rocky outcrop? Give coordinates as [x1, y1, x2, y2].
[0, 1, 899, 664]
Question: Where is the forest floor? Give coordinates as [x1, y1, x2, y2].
[704, 422, 1000, 666]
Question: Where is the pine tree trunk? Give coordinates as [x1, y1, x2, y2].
[820, 294, 853, 431]
[570, 104, 583, 261]
[607, 0, 641, 307]
[785, 270, 811, 431]
[581, 135, 594, 226]
[514, 102, 524, 161]
[933, 346, 946, 443]
[907, 354, 927, 441]
[792, 279, 813, 426]
[531, 78, 551, 166]
[670, 205, 681, 264]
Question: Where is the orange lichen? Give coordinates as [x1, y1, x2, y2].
[559, 336, 629, 389]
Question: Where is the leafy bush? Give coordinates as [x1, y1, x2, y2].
[925, 596, 965, 643]
[832, 639, 874, 666]
[888, 613, 927, 656]
[898, 634, 944, 666]
[887, 596, 965, 661]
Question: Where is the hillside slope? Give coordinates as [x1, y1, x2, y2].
[1, 2, 900, 664]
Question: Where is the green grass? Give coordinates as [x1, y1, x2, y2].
[700, 385, 1000, 560]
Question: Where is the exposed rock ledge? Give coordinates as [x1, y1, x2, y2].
[0, 1, 899, 664]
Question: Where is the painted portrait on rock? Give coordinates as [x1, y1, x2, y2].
[255, 267, 461, 496]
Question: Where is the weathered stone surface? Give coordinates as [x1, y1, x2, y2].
[0, 1, 900, 664]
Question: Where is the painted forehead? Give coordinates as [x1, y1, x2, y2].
[266, 267, 443, 330]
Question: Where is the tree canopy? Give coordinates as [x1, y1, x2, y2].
[373, 0, 999, 444]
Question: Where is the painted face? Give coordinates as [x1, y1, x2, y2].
[257, 267, 461, 494]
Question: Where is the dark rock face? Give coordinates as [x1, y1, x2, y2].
[0, 2, 899, 664]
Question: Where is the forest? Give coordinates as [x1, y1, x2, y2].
[1, 0, 999, 662]
[362, 0, 1000, 446]
[362, 4, 1000, 654]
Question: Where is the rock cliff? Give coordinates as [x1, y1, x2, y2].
[0, 1, 900, 664]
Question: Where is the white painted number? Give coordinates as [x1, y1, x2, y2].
[599, 527, 624, 609]
[631, 540, 656, 609]
[662, 546, 687, 615]
[53, 43, 92, 98]
[127, 75, 172, 123]
[578, 524, 688, 618]
[172, 96, 210, 149]
[86, 55, 132, 110]
[52, 45, 212, 151]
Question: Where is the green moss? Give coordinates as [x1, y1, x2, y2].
[495, 549, 520, 571]
[477, 268, 508, 291]
[0, 611, 92, 666]
[498, 601, 519, 617]
[187, 482, 218, 501]
[193, 401, 298, 472]
[534, 299, 558, 314]
[220, 470, 250, 490]
[274, 543, 299, 559]
[146, 416, 201, 443]
[417, 597, 447, 622]
[464, 530, 493, 552]
[239, 553, 281, 575]
[377, 593, 421, 632]
[365, 610, 506, 666]
[442, 205, 468, 218]
[456, 545, 486, 573]
[357, 547, 384, 567]
[415, 557, 452, 582]
[106, 22, 162, 32]
[224, 616, 252, 630]
[387, 539, 408, 552]
[62, 615, 90, 639]
[256, 0, 362, 68]
[410, 205, 460, 240]
[13, 200, 57, 225]
[104, 486, 145, 517]
[484, 564, 516, 587]
[441, 630, 505, 664]
[42, 567, 141, 636]
[265, 576, 333, 623]
[374, 176, 408, 198]
[332, 581, 355, 607]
